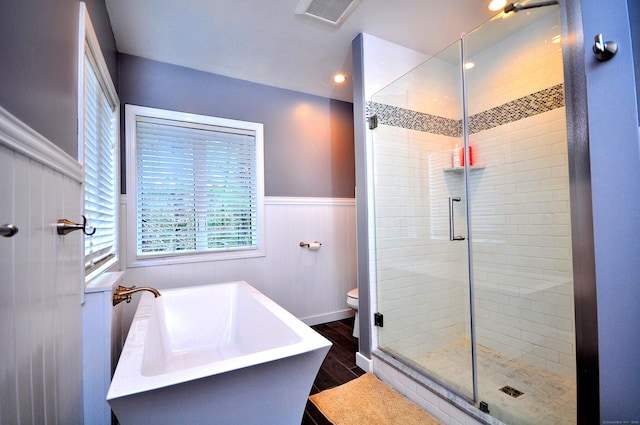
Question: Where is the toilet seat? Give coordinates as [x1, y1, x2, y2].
[347, 288, 358, 300]
[346, 288, 359, 338]
[347, 288, 358, 310]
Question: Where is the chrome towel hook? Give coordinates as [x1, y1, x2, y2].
[56, 215, 96, 236]
[593, 33, 618, 62]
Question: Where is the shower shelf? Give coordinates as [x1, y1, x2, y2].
[444, 165, 485, 174]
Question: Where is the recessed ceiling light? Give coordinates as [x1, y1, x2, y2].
[464, 62, 475, 70]
[488, 0, 507, 11]
[333, 74, 347, 84]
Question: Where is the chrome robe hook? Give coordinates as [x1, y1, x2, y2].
[1, 224, 19, 238]
[56, 215, 96, 236]
[593, 34, 618, 62]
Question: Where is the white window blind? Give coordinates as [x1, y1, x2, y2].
[134, 115, 260, 257]
[82, 48, 118, 273]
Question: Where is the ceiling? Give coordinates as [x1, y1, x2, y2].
[105, 0, 498, 103]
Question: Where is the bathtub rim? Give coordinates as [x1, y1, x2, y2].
[106, 280, 331, 400]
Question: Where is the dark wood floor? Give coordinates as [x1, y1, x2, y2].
[302, 317, 365, 425]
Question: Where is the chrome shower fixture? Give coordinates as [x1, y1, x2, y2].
[504, 0, 558, 13]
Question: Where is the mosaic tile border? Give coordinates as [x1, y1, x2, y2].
[366, 102, 461, 138]
[367, 83, 565, 137]
[468, 84, 565, 134]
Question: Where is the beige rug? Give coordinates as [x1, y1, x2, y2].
[309, 373, 443, 425]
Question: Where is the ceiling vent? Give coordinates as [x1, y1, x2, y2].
[295, 0, 363, 26]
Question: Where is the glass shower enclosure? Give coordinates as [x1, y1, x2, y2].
[370, 4, 576, 424]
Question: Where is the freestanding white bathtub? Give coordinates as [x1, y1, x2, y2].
[107, 281, 331, 425]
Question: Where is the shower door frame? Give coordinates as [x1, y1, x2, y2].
[558, 0, 599, 422]
[460, 33, 479, 406]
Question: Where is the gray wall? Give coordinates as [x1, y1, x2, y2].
[351, 34, 372, 358]
[118, 54, 355, 198]
[580, 0, 640, 421]
[0, 0, 117, 158]
[629, 0, 640, 120]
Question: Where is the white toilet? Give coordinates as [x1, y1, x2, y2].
[346, 288, 359, 338]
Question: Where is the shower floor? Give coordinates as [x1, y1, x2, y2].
[412, 340, 576, 425]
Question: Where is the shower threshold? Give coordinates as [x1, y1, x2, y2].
[376, 341, 576, 425]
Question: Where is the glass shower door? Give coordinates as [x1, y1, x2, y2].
[464, 5, 576, 424]
[371, 4, 577, 423]
[371, 40, 474, 400]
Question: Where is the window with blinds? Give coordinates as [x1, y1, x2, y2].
[125, 105, 265, 265]
[80, 4, 119, 278]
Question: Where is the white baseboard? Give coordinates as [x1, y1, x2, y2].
[300, 309, 354, 326]
[265, 196, 355, 206]
[356, 352, 373, 372]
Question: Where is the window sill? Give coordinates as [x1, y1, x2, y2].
[85, 270, 125, 294]
[85, 256, 119, 285]
[127, 247, 266, 268]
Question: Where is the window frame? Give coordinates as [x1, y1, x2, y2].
[125, 104, 265, 267]
[78, 2, 120, 283]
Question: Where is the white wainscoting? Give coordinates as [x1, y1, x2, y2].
[0, 107, 84, 424]
[121, 196, 357, 327]
[264, 197, 357, 324]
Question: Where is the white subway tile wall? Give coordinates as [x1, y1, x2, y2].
[466, 13, 564, 116]
[468, 11, 574, 381]
[372, 125, 470, 360]
[373, 49, 462, 120]
[470, 108, 575, 379]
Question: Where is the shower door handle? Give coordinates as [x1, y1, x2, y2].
[449, 197, 465, 241]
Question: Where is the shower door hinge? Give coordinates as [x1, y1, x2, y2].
[374, 312, 384, 327]
[368, 114, 378, 130]
[479, 401, 490, 414]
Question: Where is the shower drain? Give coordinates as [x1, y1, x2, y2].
[499, 385, 524, 398]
